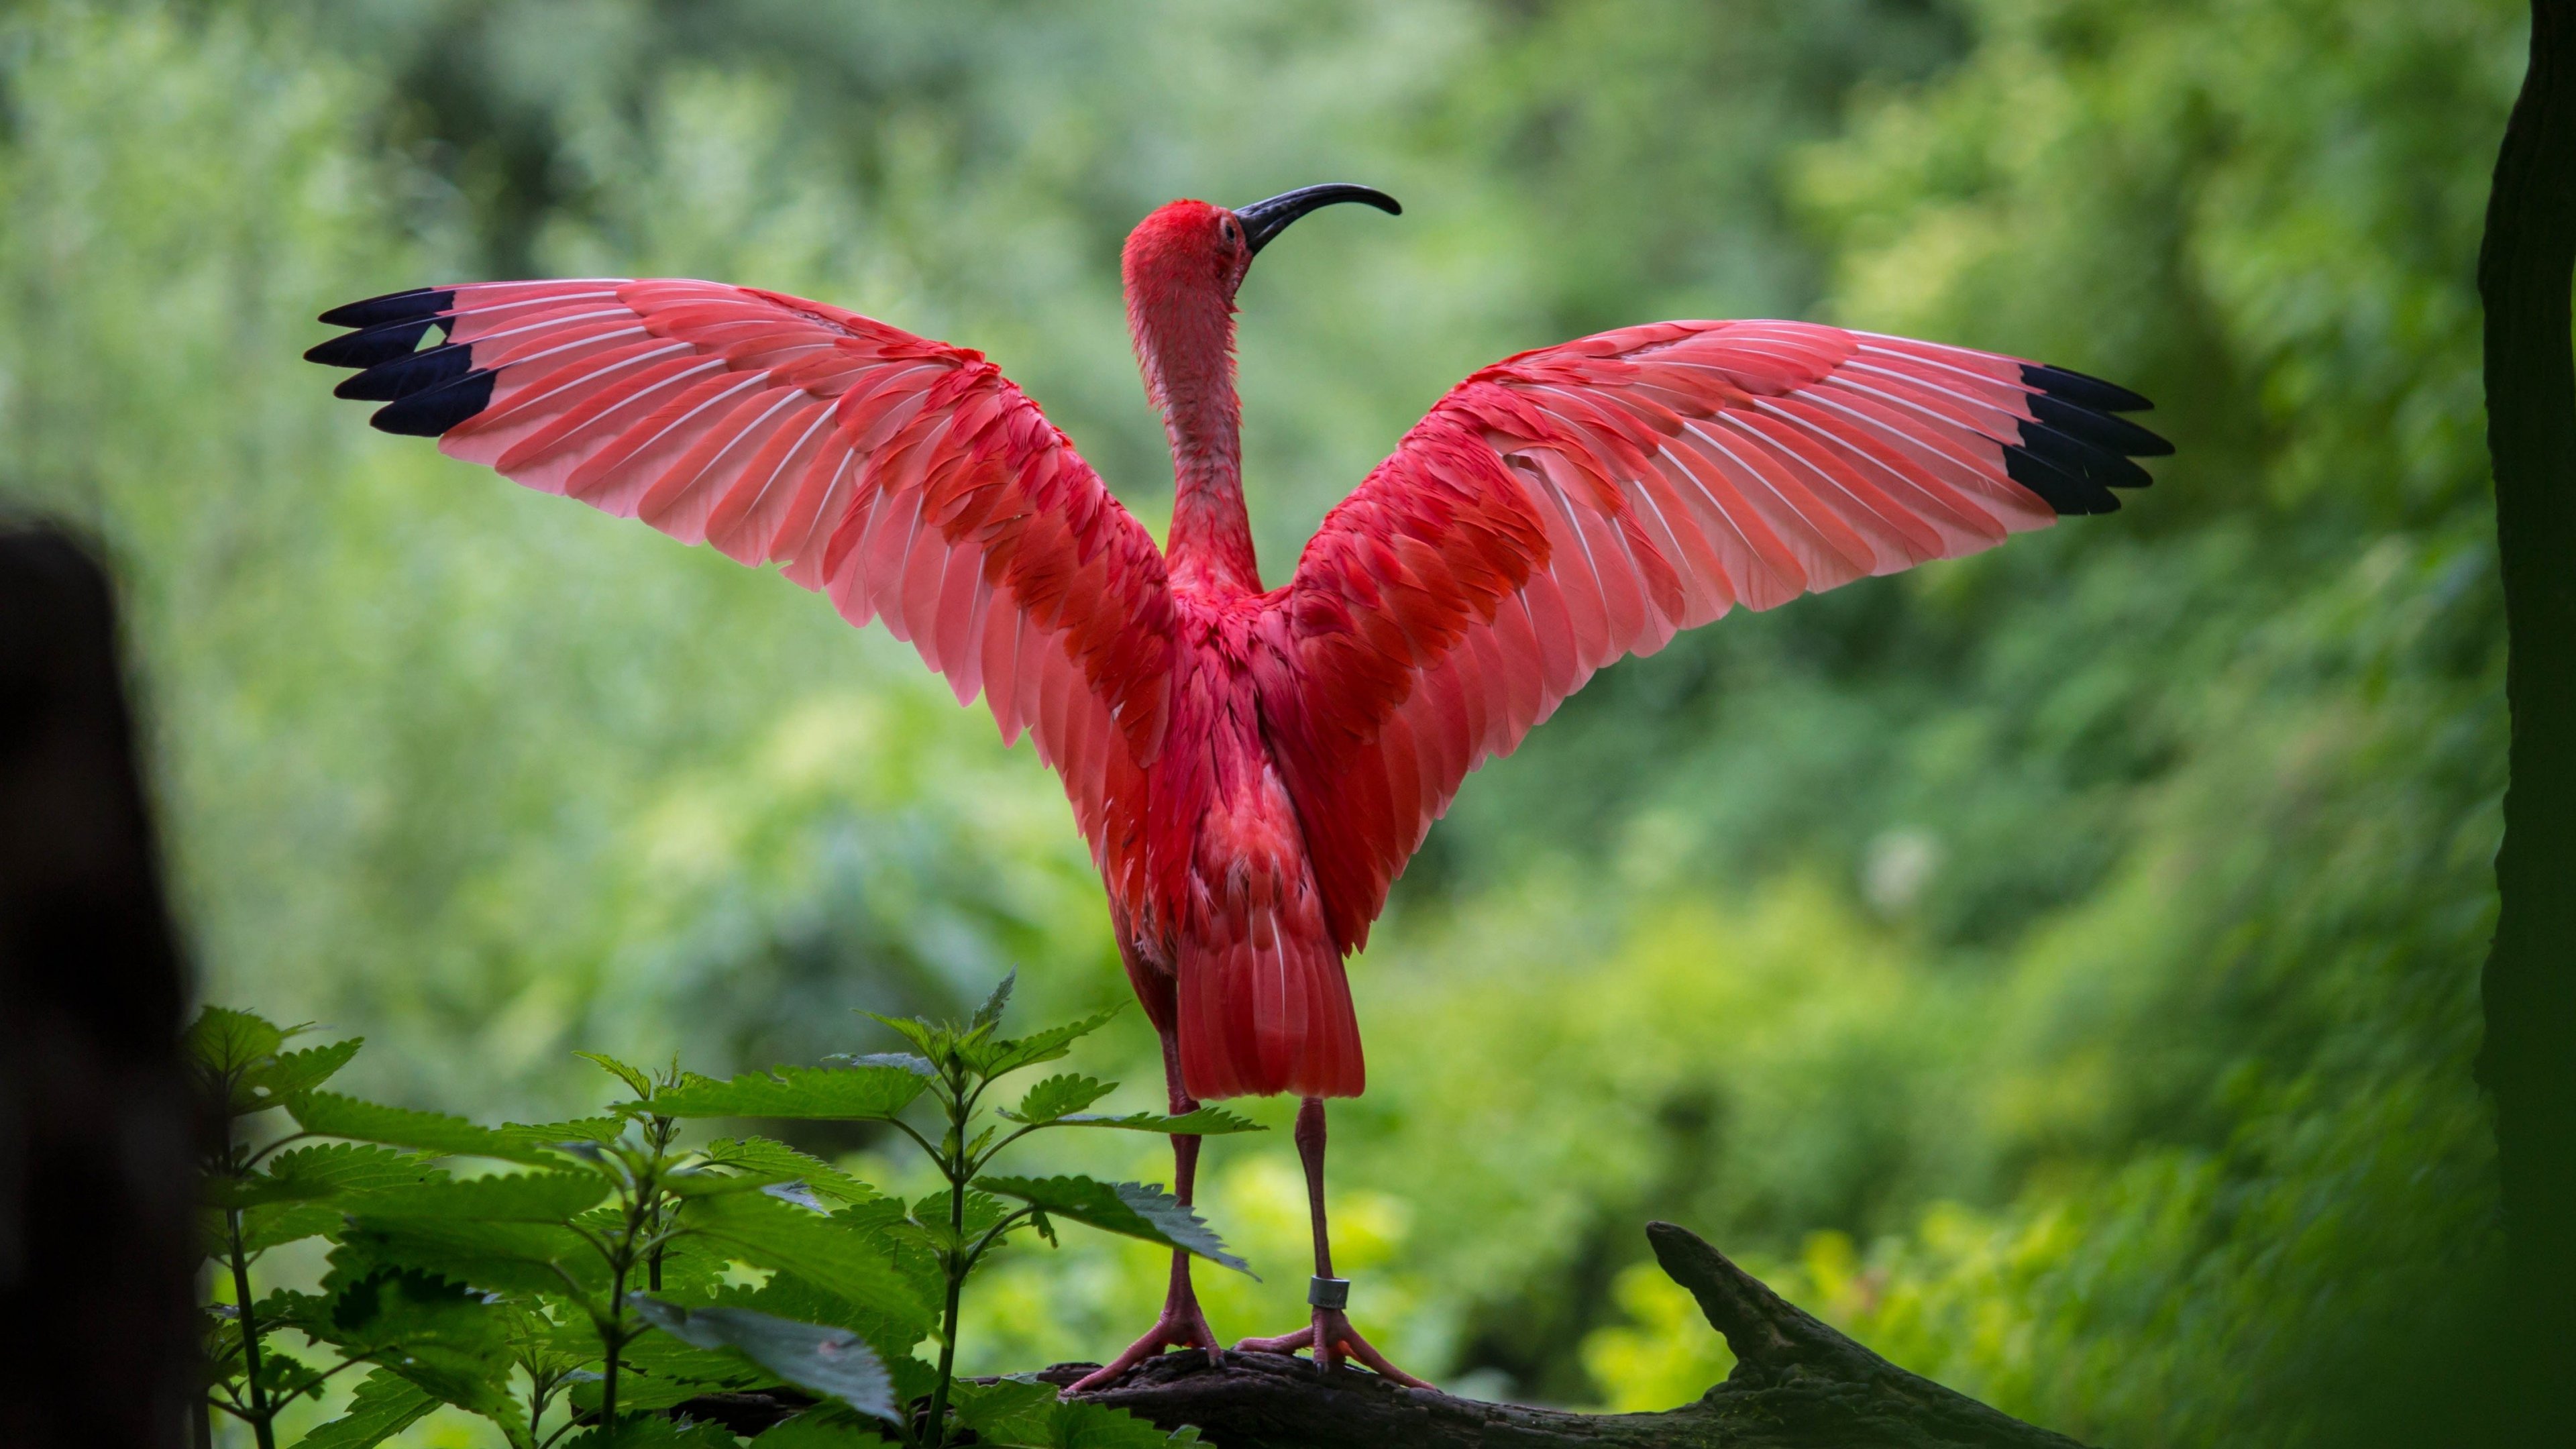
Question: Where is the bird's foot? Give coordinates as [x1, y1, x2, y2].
[1065, 1291, 1224, 1395]
[1233, 1306, 1431, 1388]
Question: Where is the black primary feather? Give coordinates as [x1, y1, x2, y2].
[369, 371, 496, 437]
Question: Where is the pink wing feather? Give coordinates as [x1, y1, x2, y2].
[1257, 319, 2168, 954]
[308, 279, 1174, 890]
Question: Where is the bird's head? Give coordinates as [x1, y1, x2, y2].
[1122, 184, 1399, 410]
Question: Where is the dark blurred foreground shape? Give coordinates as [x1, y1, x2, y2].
[0, 523, 197, 1448]
[2481, 0, 2576, 1436]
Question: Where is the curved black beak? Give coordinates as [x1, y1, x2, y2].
[1233, 183, 1402, 254]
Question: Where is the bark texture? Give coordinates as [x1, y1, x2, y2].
[684, 1223, 2088, 1447]
[2478, 0, 2576, 1430]
[1039, 1224, 2086, 1449]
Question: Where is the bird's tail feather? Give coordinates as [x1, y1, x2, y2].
[1177, 907, 1362, 1101]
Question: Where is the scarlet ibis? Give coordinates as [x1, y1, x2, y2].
[306, 182, 2166, 1388]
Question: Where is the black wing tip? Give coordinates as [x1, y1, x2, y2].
[311, 287, 489, 439]
[316, 286, 454, 329]
[303, 315, 451, 369]
[2023, 362, 2153, 414]
[2008, 362, 2171, 517]
[331, 342, 476, 402]
[2015, 421, 2155, 492]
[2002, 444, 2123, 516]
[369, 371, 496, 437]
[2027, 390, 2174, 459]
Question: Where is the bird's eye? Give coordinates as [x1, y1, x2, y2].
[1222, 218, 1241, 246]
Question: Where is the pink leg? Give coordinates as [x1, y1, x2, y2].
[1231, 1097, 1431, 1388]
[1067, 1031, 1221, 1393]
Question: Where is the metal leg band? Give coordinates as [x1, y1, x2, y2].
[1307, 1275, 1351, 1309]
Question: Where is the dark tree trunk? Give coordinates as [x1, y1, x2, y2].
[2477, 0, 2576, 1432]
[685, 1224, 2090, 1448]
[0, 524, 201, 1448]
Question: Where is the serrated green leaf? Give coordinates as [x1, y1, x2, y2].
[1038, 1106, 1267, 1136]
[576, 1051, 657, 1099]
[239, 1203, 343, 1252]
[708, 1276, 932, 1391]
[241, 1036, 363, 1110]
[333, 1217, 605, 1299]
[383, 1350, 527, 1442]
[616, 1327, 779, 1388]
[703, 1138, 879, 1205]
[661, 1163, 797, 1198]
[892, 1189, 1014, 1258]
[289, 1091, 555, 1165]
[643, 1066, 929, 1122]
[680, 1192, 932, 1334]
[859, 1014, 947, 1061]
[973, 1006, 1124, 1078]
[1011, 1075, 1117, 1122]
[346, 1171, 608, 1222]
[564, 1368, 726, 1416]
[977, 1175, 1250, 1274]
[213, 1143, 439, 1210]
[949, 1377, 1058, 1442]
[954, 1379, 1198, 1448]
[564, 1328, 775, 1415]
[249, 1286, 337, 1342]
[633, 1296, 898, 1422]
[317, 1268, 523, 1437]
[970, 970, 1018, 1030]
[751, 1410, 894, 1446]
[323, 1268, 500, 1352]
[826, 1052, 936, 1077]
[252, 1344, 324, 1401]
[558, 1417, 743, 1448]
[187, 1006, 286, 1077]
[294, 1369, 438, 1449]
[223, 1148, 433, 1252]
[497, 1116, 632, 1152]
[496, 1301, 594, 1380]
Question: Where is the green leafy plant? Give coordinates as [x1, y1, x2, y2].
[645, 971, 1261, 1445]
[189, 977, 1249, 1448]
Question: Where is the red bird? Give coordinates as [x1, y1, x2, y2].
[307, 183, 2165, 1387]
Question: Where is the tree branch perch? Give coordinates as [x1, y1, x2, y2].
[682, 1223, 2090, 1447]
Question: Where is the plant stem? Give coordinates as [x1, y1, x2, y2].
[647, 1114, 675, 1292]
[601, 1256, 628, 1432]
[922, 1069, 971, 1449]
[225, 1208, 277, 1449]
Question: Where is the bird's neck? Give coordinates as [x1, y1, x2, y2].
[1133, 284, 1260, 595]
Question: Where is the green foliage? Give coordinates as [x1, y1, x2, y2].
[701, 1139, 880, 1206]
[643, 1067, 931, 1123]
[949, 1379, 1203, 1448]
[292, 1371, 437, 1449]
[16, 3, 2512, 1443]
[288, 1093, 560, 1167]
[189, 999, 1216, 1447]
[677, 1193, 931, 1332]
[630, 1299, 895, 1422]
[1002, 1076, 1263, 1136]
[978, 1179, 1251, 1276]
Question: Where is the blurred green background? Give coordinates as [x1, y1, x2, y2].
[0, 0, 2519, 1444]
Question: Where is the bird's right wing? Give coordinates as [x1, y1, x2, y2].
[306, 279, 1177, 885]
[1255, 319, 2169, 953]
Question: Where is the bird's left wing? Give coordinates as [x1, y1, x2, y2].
[1254, 319, 2169, 953]
[307, 279, 1176, 879]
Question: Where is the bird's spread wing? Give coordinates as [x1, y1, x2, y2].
[307, 279, 1175, 879]
[1256, 319, 2169, 952]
